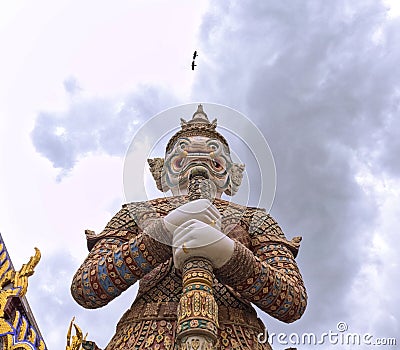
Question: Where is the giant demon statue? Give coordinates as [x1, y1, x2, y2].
[71, 105, 307, 350]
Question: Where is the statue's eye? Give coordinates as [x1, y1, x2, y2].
[180, 142, 186, 149]
[175, 158, 184, 168]
[212, 160, 222, 170]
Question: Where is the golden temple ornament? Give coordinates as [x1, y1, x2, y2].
[66, 317, 87, 350]
[0, 240, 45, 350]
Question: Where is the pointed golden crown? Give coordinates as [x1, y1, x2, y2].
[165, 104, 229, 153]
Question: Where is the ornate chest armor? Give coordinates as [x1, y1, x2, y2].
[71, 196, 306, 349]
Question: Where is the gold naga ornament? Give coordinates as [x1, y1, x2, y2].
[0, 243, 44, 350]
[65, 317, 88, 350]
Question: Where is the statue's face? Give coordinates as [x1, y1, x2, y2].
[164, 136, 232, 197]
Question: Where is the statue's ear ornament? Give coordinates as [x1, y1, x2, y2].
[147, 158, 169, 192]
[225, 163, 245, 196]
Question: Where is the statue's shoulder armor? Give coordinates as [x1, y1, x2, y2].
[242, 206, 303, 258]
[86, 202, 147, 252]
[214, 201, 303, 258]
[86, 197, 178, 251]
[123, 196, 184, 216]
[215, 199, 267, 226]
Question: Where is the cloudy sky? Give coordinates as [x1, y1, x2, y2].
[1, 1, 399, 349]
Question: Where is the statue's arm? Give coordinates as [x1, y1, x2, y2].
[70, 207, 172, 309]
[215, 209, 307, 323]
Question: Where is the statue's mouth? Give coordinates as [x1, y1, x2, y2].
[189, 166, 209, 180]
[178, 164, 211, 185]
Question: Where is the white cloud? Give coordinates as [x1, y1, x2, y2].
[31, 84, 180, 177]
[349, 173, 400, 337]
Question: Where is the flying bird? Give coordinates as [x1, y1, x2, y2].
[193, 51, 198, 59]
[191, 61, 197, 70]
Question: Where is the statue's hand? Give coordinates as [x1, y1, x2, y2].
[172, 219, 234, 269]
[164, 198, 221, 234]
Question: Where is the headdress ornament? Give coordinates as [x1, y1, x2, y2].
[165, 104, 229, 153]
